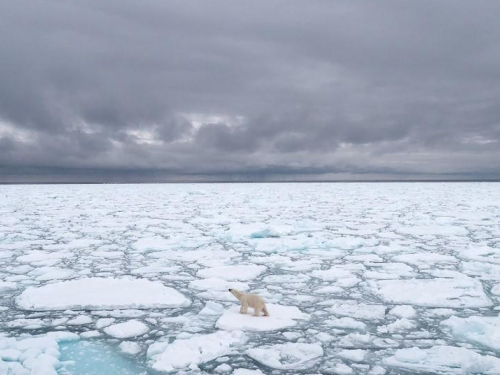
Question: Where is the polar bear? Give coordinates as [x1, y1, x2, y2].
[229, 288, 269, 317]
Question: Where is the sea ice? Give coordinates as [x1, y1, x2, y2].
[325, 300, 386, 320]
[147, 330, 247, 372]
[217, 304, 309, 331]
[384, 346, 500, 373]
[16, 278, 191, 310]
[246, 342, 323, 369]
[189, 277, 249, 291]
[442, 316, 500, 350]
[370, 277, 492, 308]
[104, 320, 149, 338]
[388, 305, 417, 319]
[197, 265, 266, 281]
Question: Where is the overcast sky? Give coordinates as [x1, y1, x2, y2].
[1, 0, 499, 182]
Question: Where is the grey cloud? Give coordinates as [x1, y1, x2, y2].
[0, 0, 500, 182]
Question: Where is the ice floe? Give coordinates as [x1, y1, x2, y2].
[147, 330, 246, 372]
[385, 346, 500, 374]
[370, 277, 492, 308]
[246, 342, 323, 369]
[104, 320, 150, 338]
[216, 304, 309, 331]
[16, 278, 191, 310]
[197, 265, 266, 281]
[442, 315, 500, 351]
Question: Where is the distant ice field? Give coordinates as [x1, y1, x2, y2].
[1, 182, 500, 374]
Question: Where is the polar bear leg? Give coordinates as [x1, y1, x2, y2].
[240, 301, 248, 314]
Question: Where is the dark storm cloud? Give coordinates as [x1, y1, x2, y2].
[1, 0, 500, 182]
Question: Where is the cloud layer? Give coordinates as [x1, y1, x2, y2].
[1, 0, 500, 182]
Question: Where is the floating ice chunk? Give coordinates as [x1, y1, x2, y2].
[325, 300, 386, 320]
[396, 225, 468, 236]
[67, 315, 92, 325]
[0, 331, 78, 375]
[147, 331, 246, 372]
[325, 318, 366, 331]
[216, 304, 309, 331]
[315, 285, 344, 294]
[370, 277, 492, 308]
[263, 274, 310, 283]
[345, 254, 383, 263]
[119, 341, 141, 355]
[426, 308, 455, 317]
[132, 237, 173, 251]
[104, 320, 149, 338]
[492, 284, 500, 295]
[95, 318, 115, 328]
[246, 343, 323, 370]
[337, 349, 367, 362]
[197, 265, 266, 281]
[338, 333, 372, 348]
[80, 330, 101, 338]
[0, 281, 17, 293]
[16, 278, 190, 310]
[457, 246, 500, 264]
[149, 248, 239, 263]
[214, 363, 232, 373]
[233, 369, 265, 375]
[189, 278, 249, 291]
[330, 363, 353, 374]
[16, 250, 73, 264]
[130, 264, 180, 275]
[364, 263, 414, 279]
[378, 318, 416, 333]
[30, 266, 74, 281]
[441, 316, 500, 350]
[384, 346, 500, 373]
[198, 290, 237, 302]
[392, 253, 457, 266]
[389, 305, 416, 319]
[311, 267, 356, 281]
[368, 365, 386, 375]
[460, 261, 500, 280]
[199, 301, 225, 316]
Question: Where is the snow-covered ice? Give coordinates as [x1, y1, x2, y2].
[197, 265, 266, 281]
[1, 182, 500, 374]
[370, 277, 492, 308]
[385, 346, 500, 373]
[16, 278, 191, 310]
[104, 320, 150, 338]
[442, 316, 500, 350]
[216, 304, 309, 331]
[246, 342, 323, 369]
[147, 331, 246, 372]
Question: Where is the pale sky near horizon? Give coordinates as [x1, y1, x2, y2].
[1, 1, 499, 182]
